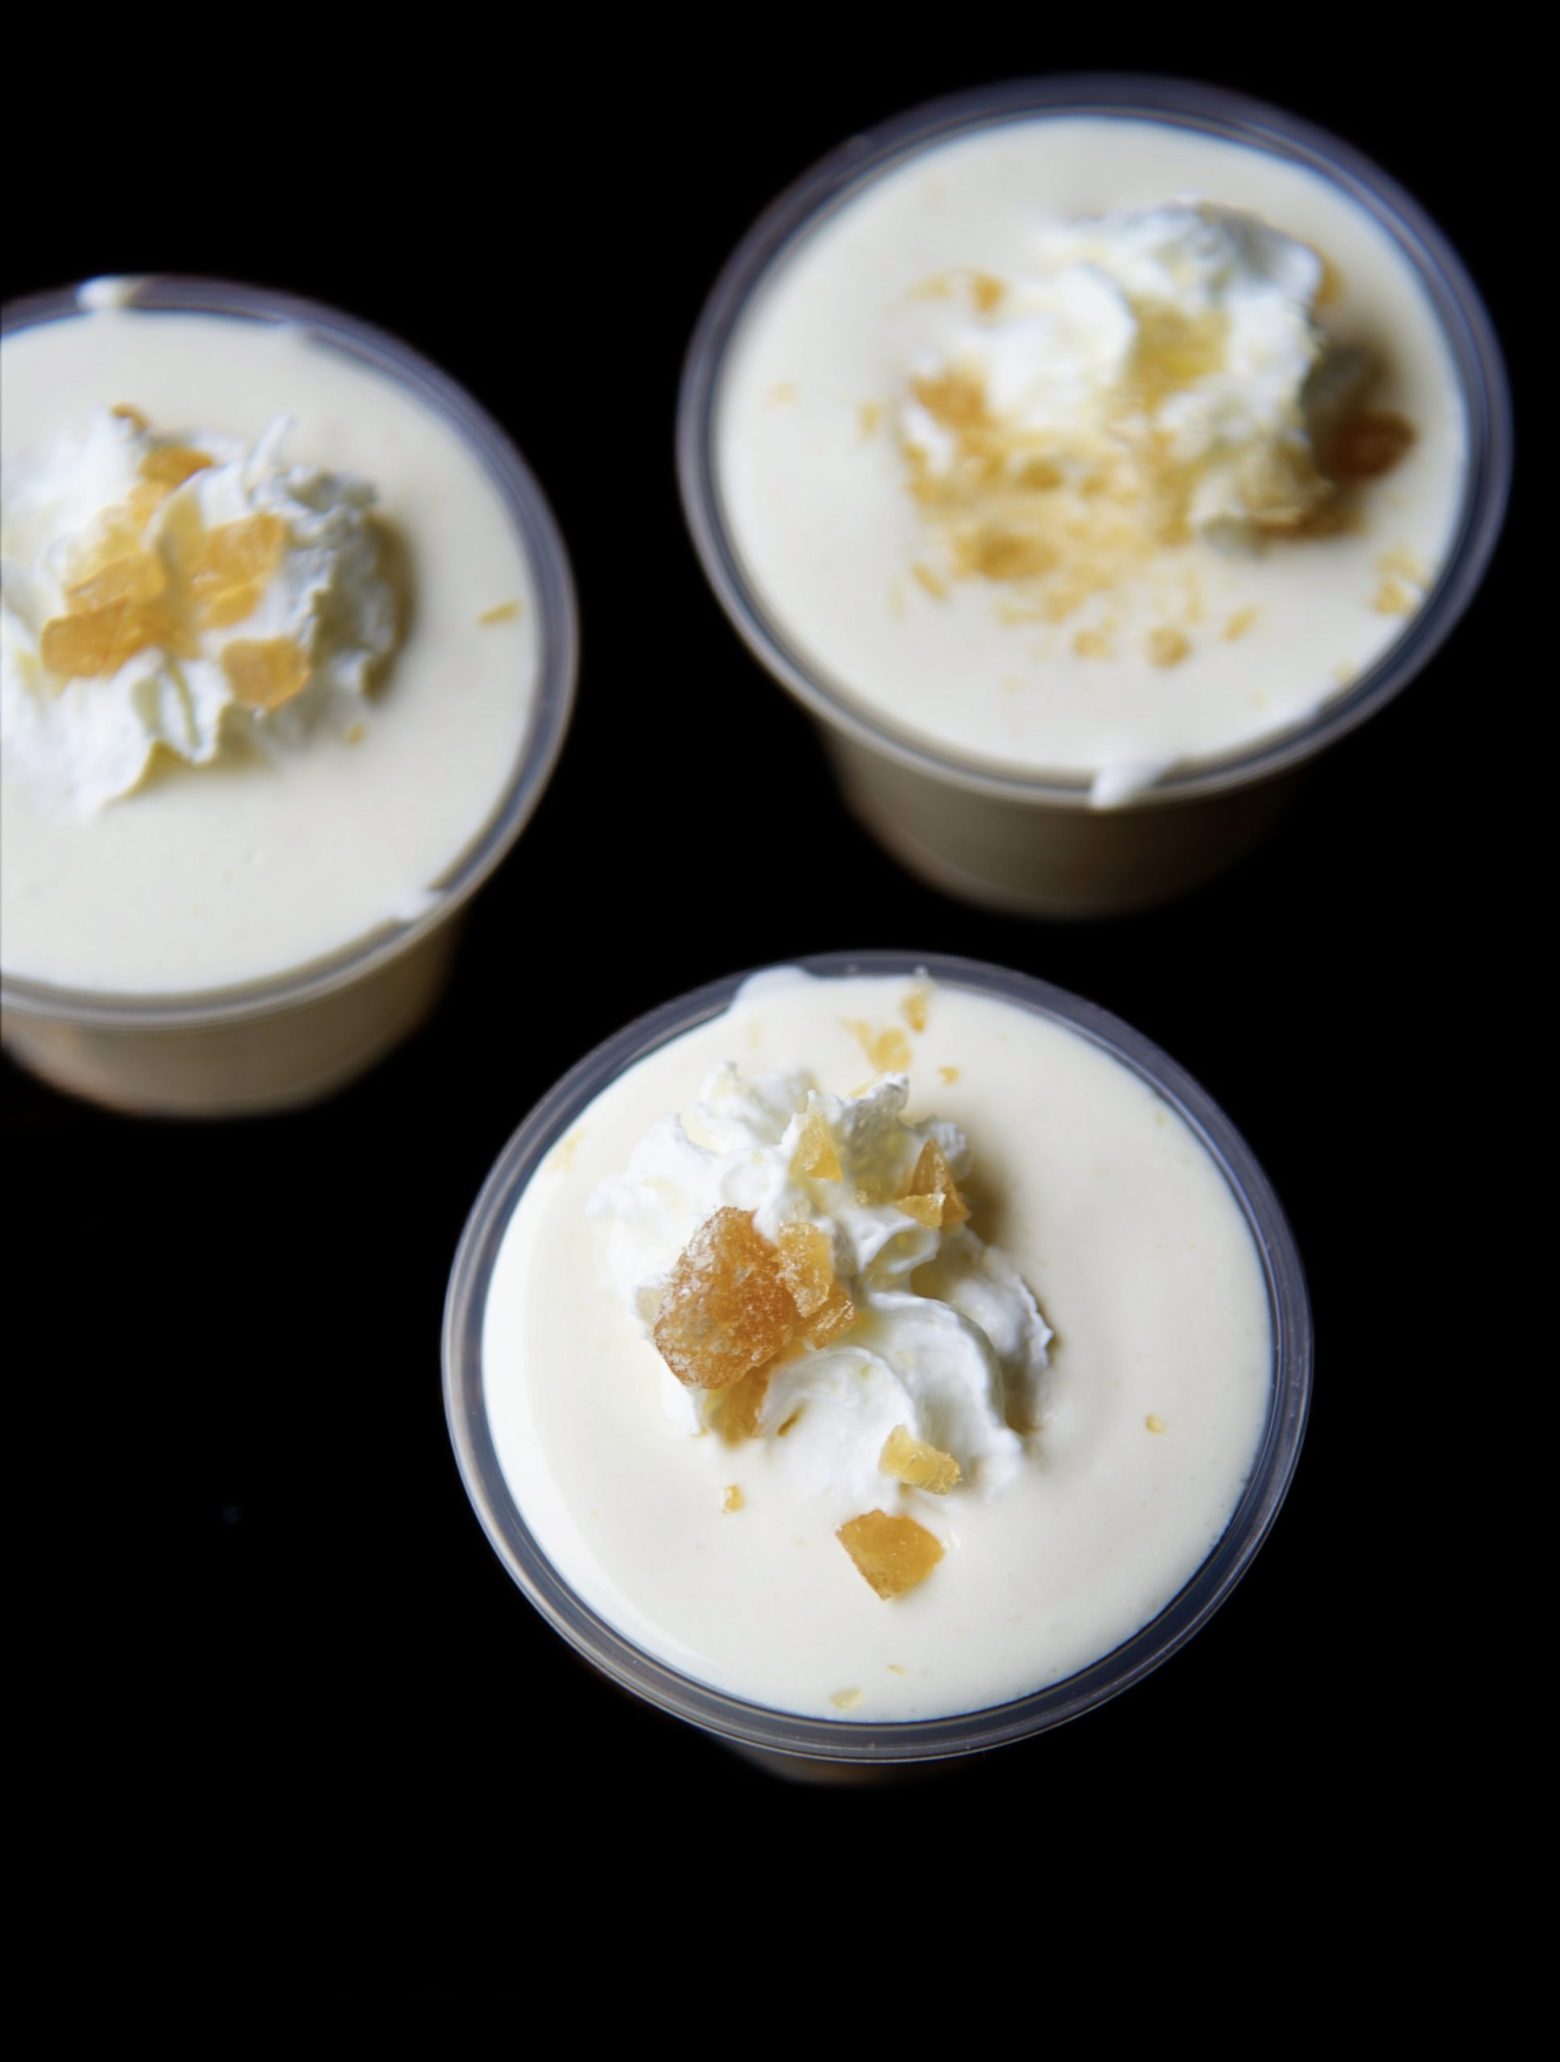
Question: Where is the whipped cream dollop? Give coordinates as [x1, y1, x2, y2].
[1, 406, 399, 811]
[590, 1064, 1053, 1512]
[902, 201, 1344, 544]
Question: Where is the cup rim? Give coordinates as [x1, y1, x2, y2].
[0, 275, 579, 1030]
[676, 72, 1512, 809]
[442, 950, 1313, 1765]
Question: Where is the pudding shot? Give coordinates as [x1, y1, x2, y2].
[1, 278, 575, 1114]
[445, 956, 1310, 1771]
[680, 79, 1510, 915]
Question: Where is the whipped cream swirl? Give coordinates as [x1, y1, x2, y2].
[590, 1064, 1053, 1511]
[902, 201, 1342, 541]
[1, 406, 398, 811]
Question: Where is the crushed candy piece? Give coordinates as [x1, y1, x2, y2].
[880, 1425, 962, 1494]
[722, 1484, 745, 1513]
[847, 1021, 912, 1075]
[904, 1139, 969, 1228]
[802, 1286, 856, 1345]
[220, 637, 312, 711]
[64, 519, 168, 611]
[777, 1223, 856, 1344]
[139, 443, 216, 488]
[110, 403, 150, 429]
[837, 1510, 945, 1599]
[652, 1207, 796, 1390]
[41, 600, 166, 679]
[186, 513, 288, 628]
[478, 599, 523, 625]
[713, 1367, 771, 1442]
[1372, 580, 1413, 616]
[831, 1688, 864, 1711]
[901, 990, 929, 1034]
[1148, 627, 1191, 668]
[897, 1193, 945, 1230]
[1146, 1414, 1166, 1434]
[938, 1065, 960, 1084]
[776, 1222, 837, 1318]
[793, 1110, 842, 1182]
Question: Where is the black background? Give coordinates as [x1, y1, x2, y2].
[4, 32, 1526, 1952]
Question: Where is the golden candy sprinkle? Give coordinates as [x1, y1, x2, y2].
[793, 1110, 842, 1183]
[831, 1688, 864, 1711]
[722, 1485, 745, 1513]
[220, 638, 312, 711]
[775, 1222, 840, 1320]
[910, 562, 948, 601]
[652, 1207, 798, 1392]
[1223, 607, 1259, 642]
[901, 990, 929, 1035]
[713, 1367, 771, 1444]
[186, 513, 288, 629]
[880, 1425, 962, 1495]
[1146, 1414, 1166, 1435]
[846, 1022, 911, 1076]
[478, 600, 523, 625]
[938, 1066, 960, 1085]
[110, 403, 150, 429]
[1372, 580, 1413, 617]
[36, 420, 301, 691]
[139, 443, 216, 488]
[1148, 627, 1192, 668]
[41, 601, 166, 680]
[837, 1511, 944, 1600]
[904, 1139, 969, 1228]
[64, 522, 168, 613]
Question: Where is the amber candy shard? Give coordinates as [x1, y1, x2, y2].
[847, 1021, 912, 1075]
[793, 1110, 842, 1183]
[652, 1206, 797, 1391]
[220, 637, 312, 711]
[837, 1510, 945, 1599]
[63, 517, 168, 612]
[189, 513, 289, 628]
[139, 444, 216, 488]
[880, 1425, 962, 1495]
[905, 1139, 969, 1228]
[776, 1222, 838, 1319]
[712, 1366, 772, 1442]
[40, 600, 161, 679]
[801, 1284, 856, 1345]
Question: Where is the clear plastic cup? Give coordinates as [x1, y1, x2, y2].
[677, 77, 1512, 918]
[443, 950, 1312, 1779]
[0, 278, 577, 1117]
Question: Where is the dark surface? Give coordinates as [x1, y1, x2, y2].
[4, 37, 1525, 1933]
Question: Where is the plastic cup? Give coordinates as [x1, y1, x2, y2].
[677, 77, 1512, 918]
[443, 950, 1312, 1779]
[0, 278, 577, 1117]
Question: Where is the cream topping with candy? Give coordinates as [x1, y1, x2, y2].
[591, 1060, 1054, 1598]
[0, 405, 399, 811]
[898, 202, 1393, 621]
